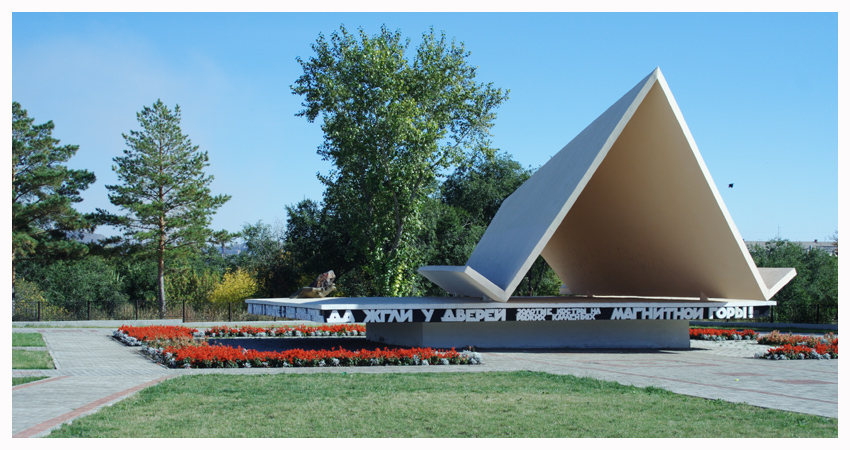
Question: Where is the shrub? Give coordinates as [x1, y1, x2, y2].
[165, 267, 221, 308]
[748, 240, 837, 323]
[209, 269, 258, 306]
[20, 256, 128, 316]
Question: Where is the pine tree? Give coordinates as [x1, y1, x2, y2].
[104, 100, 230, 317]
[12, 102, 96, 303]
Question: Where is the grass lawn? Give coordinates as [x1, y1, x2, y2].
[12, 332, 46, 347]
[12, 349, 55, 370]
[13, 376, 49, 386]
[47, 371, 836, 438]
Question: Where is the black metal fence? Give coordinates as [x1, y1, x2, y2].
[12, 300, 276, 323]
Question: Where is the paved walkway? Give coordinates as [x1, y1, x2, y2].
[12, 327, 838, 438]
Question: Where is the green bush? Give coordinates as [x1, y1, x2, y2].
[748, 240, 837, 324]
[165, 267, 221, 309]
[20, 256, 128, 317]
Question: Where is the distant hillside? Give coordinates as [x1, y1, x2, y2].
[69, 231, 109, 243]
[221, 242, 248, 256]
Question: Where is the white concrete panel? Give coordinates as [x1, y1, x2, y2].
[417, 265, 509, 302]
[462, 70, 658, 295]
[542, 80, 765, 299]
[757, 268, 798, 299]
[418, 67, 794, 302]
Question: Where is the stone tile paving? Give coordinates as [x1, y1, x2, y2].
[13, 328, 170, 438]
[480, 342, 838, 418]
[12, 327, 839, 438]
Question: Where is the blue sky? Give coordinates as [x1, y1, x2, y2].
[11, 12, 838, 242]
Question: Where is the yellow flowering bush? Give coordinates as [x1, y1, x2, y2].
[209, 269, 258, 306]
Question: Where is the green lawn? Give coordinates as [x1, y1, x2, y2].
[13, 376, 49, 386]
[47, 371, 836, 438]
[12, 332, 46, 347]
[12, 349, 55, 370]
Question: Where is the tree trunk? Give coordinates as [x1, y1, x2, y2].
[157, 182, 166, 318]
[157, 252, 166, 318]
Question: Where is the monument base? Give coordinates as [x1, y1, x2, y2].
[366, 319, 690, 349]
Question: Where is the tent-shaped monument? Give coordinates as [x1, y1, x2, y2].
[246, 68, 793, 348]
[419, 67, 796, 303]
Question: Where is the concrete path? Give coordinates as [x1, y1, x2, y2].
[12, 326, 838, 438]
[13, 328, 172, 438]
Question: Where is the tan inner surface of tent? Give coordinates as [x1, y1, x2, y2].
[541, 81, 766, 300]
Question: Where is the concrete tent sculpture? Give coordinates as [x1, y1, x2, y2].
[419, 68, 795, 303]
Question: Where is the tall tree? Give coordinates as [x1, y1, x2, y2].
[12, 102, 96, 301]
[209, 229, 240, 256]
[104, 100, 230, 317]
[292, 25, 509, 296]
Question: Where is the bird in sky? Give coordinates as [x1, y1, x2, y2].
[728, 183, 734, 188]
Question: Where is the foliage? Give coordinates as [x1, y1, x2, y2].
[416, 153, 561, 296]
[748, 239, 838, 323]
[113, 258, 158, 308]
[11, 278, 47, 309]
[104, 99, 231, 316]
[234, 221, 299, 298]
[12, 102, 96, 296]
[283, 200, 343, 290]
[440, 153, 531, 225]
[18, 256, 128, 316]
[164, 267, 221, 308]
[208, 229, 240, 256]
[209, 269, 258, 306]
[292, 25, 509, 297]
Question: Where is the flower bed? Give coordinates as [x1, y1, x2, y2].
[206, 324, 366, 338]
[115, 324, 481, 368]
[150, 342, 480, 368]
[760, 343, 838, 360]
[114, 325, 203, 347]
[755, 331, 838, 360]
[689, 327, 757, 341]
[757, 330, 837, 347]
